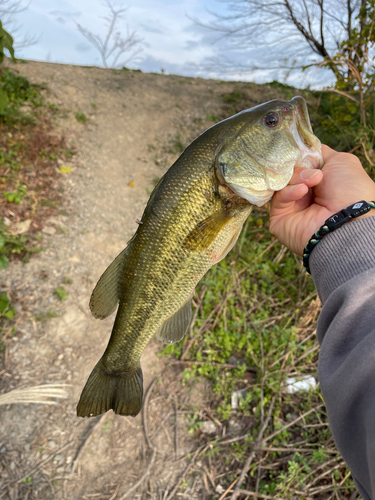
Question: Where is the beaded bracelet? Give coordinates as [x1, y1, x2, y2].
[303, 200, 375, 274]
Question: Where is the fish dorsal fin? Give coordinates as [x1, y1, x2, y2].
[89, 247, 128, 319]
[157, 297, 193, 345]
[184, 208, 233, 252]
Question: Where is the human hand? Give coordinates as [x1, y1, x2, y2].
[269, 145, 375, 256]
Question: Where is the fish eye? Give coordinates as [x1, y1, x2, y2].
[264, 113, 279, 127]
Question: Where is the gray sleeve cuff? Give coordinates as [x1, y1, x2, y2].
[310, 216, 375, 304]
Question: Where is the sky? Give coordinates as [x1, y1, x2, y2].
[4, 0, 335, 88]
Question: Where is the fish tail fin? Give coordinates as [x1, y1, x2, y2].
[77, 359, 143, 417]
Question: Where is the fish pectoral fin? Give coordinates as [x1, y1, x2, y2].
[213, 223, 243, 264]
[89, 246, 128, 319]
[157, 297, 193, 345]
[183, 208, 233, 252]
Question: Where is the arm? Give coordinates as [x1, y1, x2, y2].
[311, 218, 375, 499]
[270, 145, 375, 499]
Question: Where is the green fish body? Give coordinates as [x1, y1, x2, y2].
[77, 96, 322, 417]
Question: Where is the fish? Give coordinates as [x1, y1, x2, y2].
[77, 96, 322, 418]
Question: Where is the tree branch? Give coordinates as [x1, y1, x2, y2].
[75, 0, 142, 69]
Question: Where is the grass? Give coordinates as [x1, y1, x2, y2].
[54, 286, 68, 301]
[34, 309, 60, 321]
[75, 112, 88, 124]
[168, 134, 185, 155]
[0, 70, 75, 269]
[0, 68, 76, 374]
[148, 78, 369, 498]
[0, 292, 16, 364]
[162, 209, 354, 497]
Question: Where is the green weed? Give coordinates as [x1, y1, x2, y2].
[206, 113, 218, 122]
[168, 134, 185, 154]
[0, 71, 68, 274]
[224, 89, 243, 104]
[63, 147, 76, 159]
[186, 413, 204, 435]
[75, 112, 88, 124]
[3, 185, 26, 203]
[48, 103, 60, 113]
[40, 199, 58, 208]
[0, 70, 43, 124]
[0, 293, 17, 359]
[54, 286, 68, 301]
[0, 293, 15, 320]
[0, 221, 44, 269]
[34, 309, 60, 321]
[162, 208, 352, 495]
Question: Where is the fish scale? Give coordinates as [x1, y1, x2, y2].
[77, 96, 322, 417]
[106, 171, 242, 362]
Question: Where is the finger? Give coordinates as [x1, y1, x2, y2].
[321, 144, 362, 171]
[321, 144, 337, 163]
[272, 183, 309, 212]
[288, 167, 323, 188]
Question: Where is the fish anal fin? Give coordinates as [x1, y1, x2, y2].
[184, 209, 232, 252]
[157, 297, 193, 345]
[89, 246, 128, 320]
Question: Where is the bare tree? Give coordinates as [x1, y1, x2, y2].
[192, 0, 371, 83]
[76, 0, 143, 69]
[0, 0, 38, 50]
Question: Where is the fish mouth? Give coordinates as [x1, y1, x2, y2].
[217, 96, 323, 207]
[237, 100, 322, 206]
[290, 96, 323, 170]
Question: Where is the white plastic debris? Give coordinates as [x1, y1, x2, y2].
[284, 375, 317, 394]
[231, 389, 247, 410]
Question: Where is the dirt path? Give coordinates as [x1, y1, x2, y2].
[0, 61, 249, 499]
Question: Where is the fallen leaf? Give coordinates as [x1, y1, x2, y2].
[128, 180, 135, 187]
[60, 166, 72, 174]
[10, 219, 31, 235]
[42, 226, 56, 235]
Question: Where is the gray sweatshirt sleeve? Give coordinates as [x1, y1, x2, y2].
[310, 216, 375, 499]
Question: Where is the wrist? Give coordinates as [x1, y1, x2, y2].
[303, 201, 375, 273]
[349, 210, 375, 222]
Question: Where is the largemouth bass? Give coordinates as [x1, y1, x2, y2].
[77, 96, 322, 418]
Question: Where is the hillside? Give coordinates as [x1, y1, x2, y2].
[0, 61, 349, 500]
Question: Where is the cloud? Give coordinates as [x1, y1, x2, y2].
[138, 22, 164, 35]
[184, 39, 200, 50]
[50, 11, 81, 17]
[75, 42, 92, 52]
[13, 0, 331, 89]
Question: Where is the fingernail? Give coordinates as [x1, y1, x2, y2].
[301, 169, 319, 180]
[291, 183, 304, 190]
